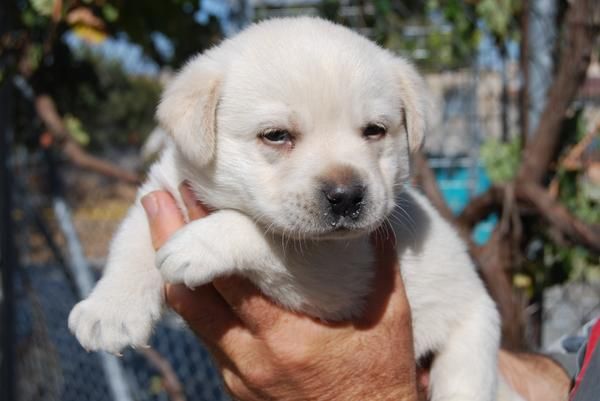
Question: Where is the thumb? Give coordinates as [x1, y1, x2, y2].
[141, 191, 186, 250]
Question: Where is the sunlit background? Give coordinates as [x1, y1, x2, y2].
[1, 1, 599, 400]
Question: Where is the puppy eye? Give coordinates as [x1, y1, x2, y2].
[362, 123, 387, 140]
[260, 129, 293, 145]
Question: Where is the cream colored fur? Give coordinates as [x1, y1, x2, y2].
[69, 17, 517, 401]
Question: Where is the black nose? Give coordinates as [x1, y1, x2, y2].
[323, 184, 364, 219]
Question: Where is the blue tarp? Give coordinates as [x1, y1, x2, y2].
[434, 165, 497, 245]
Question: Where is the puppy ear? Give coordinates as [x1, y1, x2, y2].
[156, 55, 221, 165]
[393, 58, 428, 153]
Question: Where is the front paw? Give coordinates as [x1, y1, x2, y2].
[156, 226, 227, 288]
[68, 289, 162, 354]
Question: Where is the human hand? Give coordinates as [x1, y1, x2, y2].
[141, 186, 420, 401]
[498, 350, 570, 401]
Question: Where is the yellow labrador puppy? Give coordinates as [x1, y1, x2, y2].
[70, 17, 506, 401]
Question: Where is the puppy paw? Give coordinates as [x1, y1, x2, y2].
[68, 289, 162, 354]
[156, 226, 227, 288]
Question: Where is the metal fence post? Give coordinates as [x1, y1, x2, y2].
[0, 68, 17, 401]
[0, 1, 18, 394]
[52, 197, 134, 401]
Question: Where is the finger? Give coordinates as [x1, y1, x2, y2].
[165, 283, 258, 357]
[142, 191, 186, 249]
[212, 276, 286, 334]
[221, 366, 255, 401]
[179, 182, 212, 221]
[166, 283, 240, 340]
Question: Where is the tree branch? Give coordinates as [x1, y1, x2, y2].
[456, 185, 505, 229]
[139, 348, 187, 401]
[517, 0, 600, 184]
[61, 141, 140, 184]
[516, 182, 600, 254]
[472, 229, 526, 349]
[518, 0, 530, 144]
[34, 94, 140, 184]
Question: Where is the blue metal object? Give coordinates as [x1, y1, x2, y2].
[433, 164, 497, 245]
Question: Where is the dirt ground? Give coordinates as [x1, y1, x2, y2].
[21, 167, 138, 268]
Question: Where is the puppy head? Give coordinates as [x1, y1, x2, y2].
[158, 17, 427, 238]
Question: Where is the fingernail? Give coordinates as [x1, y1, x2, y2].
[141, 193, 159, 217]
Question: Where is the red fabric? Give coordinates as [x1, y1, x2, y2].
[570, 319, 600, 399]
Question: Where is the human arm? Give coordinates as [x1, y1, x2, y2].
[499, 350, 570, 401]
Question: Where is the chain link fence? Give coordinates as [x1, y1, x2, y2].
[7, 147, 232, 401]
[15, 264, 231, 401]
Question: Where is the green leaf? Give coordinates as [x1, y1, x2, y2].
[480, 137, 521, 183]
[30, 0, 55, 17]
[64, 114, 91, 146]
[26, 44, 43, 72]
[22, 8, 44, 27]
[102, 4, 119, 23]
[476, 0, 515, 39]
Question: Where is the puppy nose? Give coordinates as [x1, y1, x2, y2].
[323, 184, 364, 219]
